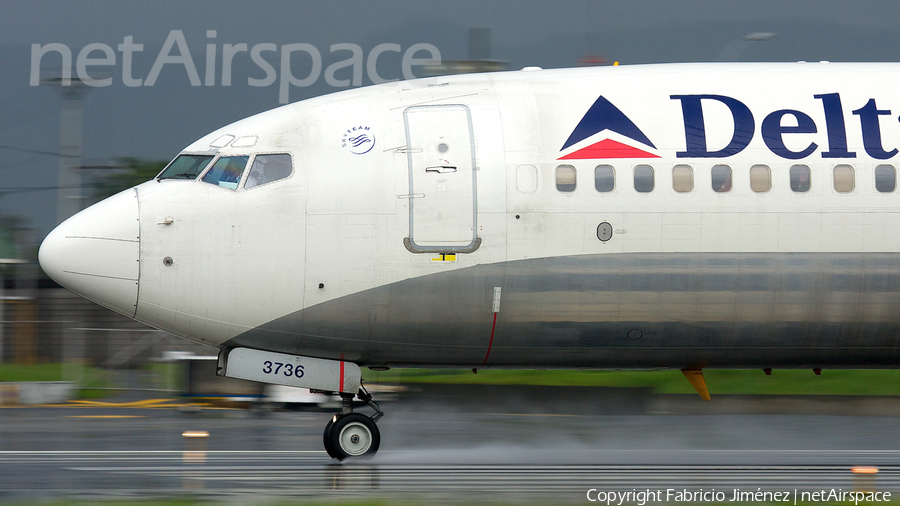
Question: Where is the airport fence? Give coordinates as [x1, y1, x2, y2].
[0, 286, 214, 394]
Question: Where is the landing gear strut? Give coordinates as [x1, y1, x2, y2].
[322, 382, 383, 460]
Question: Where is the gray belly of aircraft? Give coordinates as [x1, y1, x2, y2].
[223, 252, 900, 369]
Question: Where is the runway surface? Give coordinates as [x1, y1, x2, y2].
[1, 396, 899, 503]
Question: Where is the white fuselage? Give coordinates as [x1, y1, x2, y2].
[39, 63, 900, 369]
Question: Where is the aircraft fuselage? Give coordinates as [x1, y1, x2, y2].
[39, 62, 900, 370]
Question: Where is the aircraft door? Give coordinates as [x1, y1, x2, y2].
[403, 105, 479, 252]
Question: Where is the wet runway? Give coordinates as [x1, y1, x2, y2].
[1, 395, 899, 503]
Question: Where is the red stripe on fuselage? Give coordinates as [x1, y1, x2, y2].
[558, 138, 660, 159]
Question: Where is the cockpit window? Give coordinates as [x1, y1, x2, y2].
[157, 154, 215, 180]
[244, 154, 293, 189]
[201, 155, 249, 190]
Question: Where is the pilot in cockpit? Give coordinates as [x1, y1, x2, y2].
[245, 156, 268, 189]
[245, 154, 292, 189]
[222, 159, 245, 183]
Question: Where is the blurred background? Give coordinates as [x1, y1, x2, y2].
[4, 0, 900, 398]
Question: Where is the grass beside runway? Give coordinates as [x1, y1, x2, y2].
[5, 502, 203, 506]
[0, 363, 187, 399]
[4, 501, 497, 506]
[4, 364, 900, 397]
[0, 363, 72, 382]
[366, 368, 900, 396]
[0, 363, 111, 399]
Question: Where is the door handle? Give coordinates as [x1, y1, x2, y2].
[425, 166, 458, 174]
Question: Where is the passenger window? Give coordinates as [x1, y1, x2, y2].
[833, 164, 855, 193]
[750, 165, 771, 193]
[672, 165, 693, 192]
[556, 165, 576, 192]
[201, 155, 249, 190]
[157, 154, 215, 180]
[876, 165, 896, 193]
[790, 165, 811, 193]
[594, 165, 615, 192]
[244, 154, 293, 189]
[634, 165, 654, 193]
[711, 164, 732, 193]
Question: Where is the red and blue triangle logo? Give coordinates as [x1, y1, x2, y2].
[558, 138, 658, 159]
[558, 96, 659, 160]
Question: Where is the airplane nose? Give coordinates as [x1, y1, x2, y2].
[39, 189, 140, 317]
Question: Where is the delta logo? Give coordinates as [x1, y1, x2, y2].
[559, 93, 900, 162]
[557, 96, 660, 160]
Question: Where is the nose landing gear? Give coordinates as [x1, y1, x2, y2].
[324, 412, 380, 459]
[322, 382, 383, 460]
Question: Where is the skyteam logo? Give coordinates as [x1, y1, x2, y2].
[558, 96, 660, 160]
[341, 125, 376, 155]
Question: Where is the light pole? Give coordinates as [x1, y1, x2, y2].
[40, 74, 93, 225]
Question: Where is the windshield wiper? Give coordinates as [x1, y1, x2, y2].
[158, 172, 197, 180]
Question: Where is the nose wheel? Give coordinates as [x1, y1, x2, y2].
[323, 382, 383, 460]
[324, 413, 380, 459]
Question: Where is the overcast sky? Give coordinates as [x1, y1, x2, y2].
[4, 0, 900, 237]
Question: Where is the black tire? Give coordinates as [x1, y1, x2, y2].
[323, 416, 338, 459]
[327, 413, 380, 460]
